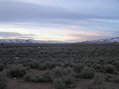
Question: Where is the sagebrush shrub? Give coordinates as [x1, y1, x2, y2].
[0, 72, 7, 89]
[24, 73, 31, 81]
[92, 73, 105, 86]
[48, 61, 57, 69]
[73, 64, 84, 73]
[104, 64, 115, 73]
[78, 66, 95, 79]
[52, 66, 65, 77]
[38, 71, 52, 82]
[52, 66, 74, 78]
[52, 66, 75, 88]
[53, 77, 66, 89]
[24, 71, 52, 82]
[85, 73, 106, 89]
[53, 75, 75, 89]
[63, 74, 75, 86]
[29, 61, 39, 69]
[30, 75, 39, 82]
[24, 74, 39, 82]
[43, 71, 52, 81]
[38, 63, 48, 70]
[92, 63, 102, 71]
[113, 61, 119, 69]
[114, 76, 119, 83]
[7, 64, 26, 77]
[0, 63, 4, 71]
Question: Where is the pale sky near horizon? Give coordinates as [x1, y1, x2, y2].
[0, 0, 119, 42]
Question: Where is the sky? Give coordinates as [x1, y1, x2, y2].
[0, 0, 119, 42]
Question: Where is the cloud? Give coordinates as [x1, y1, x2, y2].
[0, 0, 119, 24]
[67, 31, 119, 42]
[0, 32, 22, 37]
[19, 37, 34, 39]
[0, 32, 36, 38]
[0, 0, 119, 42]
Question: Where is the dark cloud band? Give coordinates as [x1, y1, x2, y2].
[0, 0, 119, 24]
[0, 32, 35, 38]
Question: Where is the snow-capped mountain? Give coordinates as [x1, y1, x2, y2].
[81, 37, 119, 43]
[0, 37, 119, 44]
[0, 39, 65, 43]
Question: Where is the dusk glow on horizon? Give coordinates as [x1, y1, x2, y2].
[0, 0, 119, 42]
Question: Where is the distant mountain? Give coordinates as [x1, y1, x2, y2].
[0, 39, 66, 44]
[81, 37, 119, 43]
[0, 37, 119, 44]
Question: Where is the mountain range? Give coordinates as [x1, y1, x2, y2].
[81, 37, 119, 43]
[0, 37, 119, 43]
[0, 39, 65, 44]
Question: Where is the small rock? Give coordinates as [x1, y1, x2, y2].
[14, 78, 16, 80]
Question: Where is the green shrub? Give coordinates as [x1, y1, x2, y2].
[77, 66, 95, 79]
[0, 72, 7, 89]
[7, 64, 26, 77]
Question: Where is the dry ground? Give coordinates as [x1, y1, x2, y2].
[6, 69, 119, 89]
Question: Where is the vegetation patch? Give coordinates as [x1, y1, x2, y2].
[7, 64, 26, 78]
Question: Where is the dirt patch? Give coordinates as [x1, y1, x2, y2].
[27, 69, 47, 75]
[6, 69, 119, 89]
[7, 78, 53, 89]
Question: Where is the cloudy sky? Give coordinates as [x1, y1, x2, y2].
[0, 0, 119, 42]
